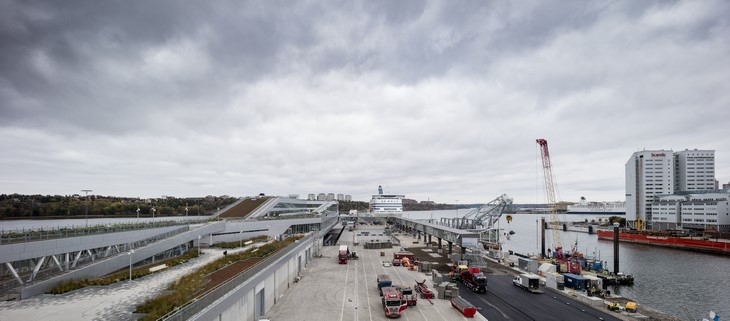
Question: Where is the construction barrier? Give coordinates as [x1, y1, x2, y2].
[451, 296, 477, 317]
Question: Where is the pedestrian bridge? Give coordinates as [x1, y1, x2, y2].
[388, 217, 479, 253]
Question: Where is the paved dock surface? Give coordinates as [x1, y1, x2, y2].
[263, 225, 484, 321]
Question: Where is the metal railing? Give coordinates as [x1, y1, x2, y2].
[0, 225, 192, 296]
[0, 219, 207, 245]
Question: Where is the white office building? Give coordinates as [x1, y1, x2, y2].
[625, 150, 674, 229]
[626, 148, 719, 230]
[652, 193, 730, 232]
[674, 149, 716, 192]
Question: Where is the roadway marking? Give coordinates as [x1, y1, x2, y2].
[360, 248, 373, 321]
[340, 246, 350, 321]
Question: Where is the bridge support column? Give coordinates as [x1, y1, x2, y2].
[438, 237, 442, 249]
[428, 235, 432, 245]
[423, 232, 427, 244]
[448, 241, 453, 255]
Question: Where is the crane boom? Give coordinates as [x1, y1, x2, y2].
[536, 139, 563, 257]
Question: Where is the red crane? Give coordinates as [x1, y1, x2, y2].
[536, 139, 563, 259]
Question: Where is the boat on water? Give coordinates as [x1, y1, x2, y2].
[369, 185, 404, 217]
[596, 229, 730, 255]
[567, 197, 625, 215]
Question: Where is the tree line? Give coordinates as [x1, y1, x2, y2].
[0, 194, 238, 219]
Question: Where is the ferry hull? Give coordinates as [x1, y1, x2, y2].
[597, 230, 730, 255]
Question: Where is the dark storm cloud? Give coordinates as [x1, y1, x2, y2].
[0, 0, 728, 202]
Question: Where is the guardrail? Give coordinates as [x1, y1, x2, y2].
[159, 233, 315, 321]
[0, 219, 207, 245]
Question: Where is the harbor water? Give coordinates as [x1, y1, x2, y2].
[404, 210, 729, 320]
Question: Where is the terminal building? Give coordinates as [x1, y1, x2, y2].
[626, 149, 729, 232]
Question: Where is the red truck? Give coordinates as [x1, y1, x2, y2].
[381, 286, 407, 318]
[461, 267, 488, 293]
[338, 245, 349, 264]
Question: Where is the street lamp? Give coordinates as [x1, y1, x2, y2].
[240, 230, 243, 248]
[455, 199, 459, 228]
[82, 189, 92, 228]
[151, 207, 156, 220]
[128, 249, 135, 281]
[136, 206, 140, 221]
[185, 203, 189, 217]
[197, 235, 202, 256]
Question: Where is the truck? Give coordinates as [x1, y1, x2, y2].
[381, 286, 407, 318]
[394, 285, 417, 306]
[512, 273, 542, 293]
[460, 267, 488, 293]
[449, 264, 469, 282]
[393, 251, 415, 261]
[338, 245, 349, 264]
[377, 274, 393, 294]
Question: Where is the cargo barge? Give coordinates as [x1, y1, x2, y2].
[596, 230, 730, 255]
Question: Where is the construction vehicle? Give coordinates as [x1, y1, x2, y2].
[448, 263, 469, 282]
[394, 285, 417, 306]
[625, 301, 637, 313]
[512, 273, 542, 293]
[607, 302, 622, 312]
[414, 279, 434, 301]
[460, 267, 488, 293]
[377, 274, 393, 294]
[381, 286, 407, 318]
[401, 257, 416, 270]
[338, 245, 349, 264]
[349, 251, 359, 260]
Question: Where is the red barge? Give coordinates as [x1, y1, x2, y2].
[596, 230, 730, 255]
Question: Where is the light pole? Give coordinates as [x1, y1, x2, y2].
[240, 230, 243, 248]
[185, 203, 189, 217]
[136, 206, 140, 221]
[128, 249, 135, 281]
[151, 207, 156, 220]
[82, 189, 92, 228]
[197, 235, 201, 256]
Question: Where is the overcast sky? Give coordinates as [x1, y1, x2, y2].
[1, 1, 728, 205]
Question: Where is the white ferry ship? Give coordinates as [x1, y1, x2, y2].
[369, 185, 404, 217]
[566, 197, 625, 215]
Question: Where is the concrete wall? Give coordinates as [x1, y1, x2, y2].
[191, 233, 317, 321]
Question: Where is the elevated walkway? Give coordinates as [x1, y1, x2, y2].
[389, 217, 479, 249]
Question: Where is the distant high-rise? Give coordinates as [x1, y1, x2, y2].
[673, 149, 715, 192]
[626, 148, 717, 230]
[626, 150, 674, 229]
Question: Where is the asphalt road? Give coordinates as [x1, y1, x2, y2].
[458, 275, 623, 321]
